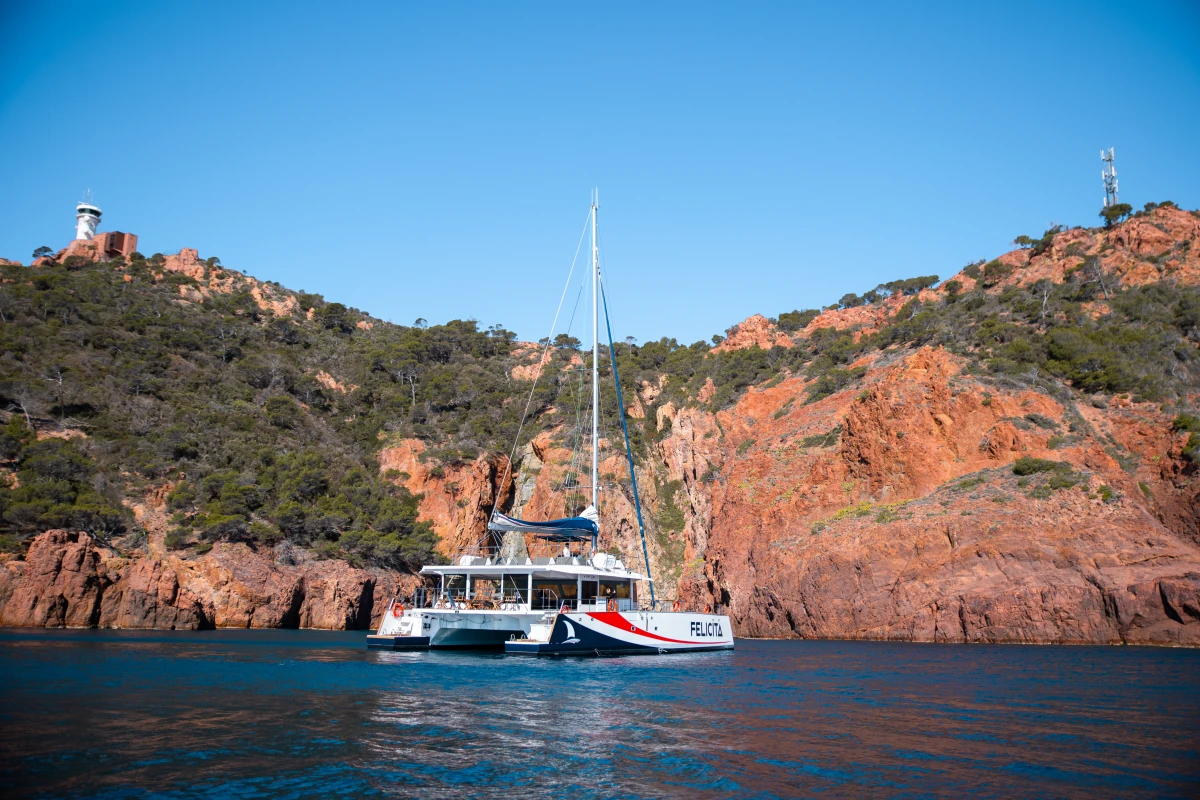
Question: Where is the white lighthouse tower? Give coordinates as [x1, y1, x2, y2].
[75, 192, 102, 240]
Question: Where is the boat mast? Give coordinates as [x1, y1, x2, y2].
[590, 190, 600, 549]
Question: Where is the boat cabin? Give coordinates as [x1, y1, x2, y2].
[417, 531, 643, 613]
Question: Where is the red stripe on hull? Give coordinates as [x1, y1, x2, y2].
[585, 612, 707, 645]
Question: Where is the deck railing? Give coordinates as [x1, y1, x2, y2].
[397, 588, 638, 613]
[448, 538, 600, 566]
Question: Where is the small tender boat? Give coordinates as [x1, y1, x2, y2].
[369, 193, 733, 656]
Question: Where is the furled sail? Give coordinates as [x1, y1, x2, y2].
[488, 505, 599, 540]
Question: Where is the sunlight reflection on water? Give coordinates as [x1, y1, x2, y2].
[1, 629, 1197, 798]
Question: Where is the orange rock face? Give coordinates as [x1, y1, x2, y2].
[6, 209, 1200, 643]
[378, 440, 513, 557]
[937, 206, 1200, 295]
[381, 339, 1200, 645]
[658, 347, 1200, 644]
[714, 314, 793, 352]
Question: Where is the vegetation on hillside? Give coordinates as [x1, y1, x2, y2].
[2, 206, 1197, 563]
[610, 208, 1200, 419]
[0, 255, 531, 563]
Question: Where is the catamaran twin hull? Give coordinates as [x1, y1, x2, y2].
[367, 607, 734, 655]
[369, 609, 547, 650]
[505, 611, 734, 656]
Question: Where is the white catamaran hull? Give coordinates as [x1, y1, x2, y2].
[505, 611, 734, 656]
[369, 608, 543, 649]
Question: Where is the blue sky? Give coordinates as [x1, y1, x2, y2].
[2, 2, 1198, 345]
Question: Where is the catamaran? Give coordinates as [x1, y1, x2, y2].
[369, 193, 733, 655]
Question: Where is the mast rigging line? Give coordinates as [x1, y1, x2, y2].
[488, 210, 592, 525]
[600, 277, 656, 607]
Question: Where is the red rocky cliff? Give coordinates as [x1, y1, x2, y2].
[0, 530, 417, 630]
[379, 208, 1200, 645]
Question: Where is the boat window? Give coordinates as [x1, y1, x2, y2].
[533, 580, 577, 599]
[444, 575, 466, 591]
[580, 580, 599, 602]
[471, 577, 499, 599]
[531, 579, 577, 609]
[500, 575, 527, 602]
[600, 580, 630, 599]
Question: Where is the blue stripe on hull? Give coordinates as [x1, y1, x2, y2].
[503, 615, 730, 656]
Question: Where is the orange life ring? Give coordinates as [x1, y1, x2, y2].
[672, 600, 681, 613]
[392, 603, 404, 618]
[606, 597, 618, 613]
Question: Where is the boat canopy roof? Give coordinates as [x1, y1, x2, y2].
[488, 505, 598, 541]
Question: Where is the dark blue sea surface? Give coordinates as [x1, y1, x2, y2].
[0, 630, 1197, 799]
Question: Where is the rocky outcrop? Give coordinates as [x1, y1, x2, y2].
[0, 531, 108, 627]
[160, 248, 298, 316]
[0, 530, 419, 630]
[401, 339, 1200, 646]
[942, 205, 1200, 295]
[98, 558, 209, 629]
[378, 440, 513, 557]
[7, 208, 1200, 644]
[713, 206, 1200, 355]
[668, 347, 1200, 645]
[713, 314, 793, 352]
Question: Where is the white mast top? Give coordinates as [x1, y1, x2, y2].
[590, 190, 600, 533]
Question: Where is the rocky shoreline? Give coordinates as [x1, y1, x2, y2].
[0, 530, 418, 631]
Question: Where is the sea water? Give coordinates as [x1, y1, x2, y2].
[1, 630, 1197, 798]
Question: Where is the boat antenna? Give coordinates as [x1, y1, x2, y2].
[590, 189, 600, 553]
[600, 277, 655, 607]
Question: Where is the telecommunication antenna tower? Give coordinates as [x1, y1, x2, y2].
[1101, 148, 1119, 208]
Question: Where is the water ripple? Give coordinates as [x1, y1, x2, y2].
[1, 630, 1198, 798]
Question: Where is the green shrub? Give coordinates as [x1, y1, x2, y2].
[0, 417, 34, 461]
[654, 480, 686, 533]
[164, 527, 190, 550]
[200, 513, 248, 542]
[1172, 413, 1200, 433]
[982, 260, 1014, 287]
[806, 367, 867, 404]
[264, 394, 303, 429]
[1100, 203, 1133, 228]
[801, 425, 842, 449]
[1184, 433, 1200, 464]
[1047, 471, 1081, 490]
[166, 482, 196, 510]
[338, 524, 440, 569]
[1024, 413, 1057, 429]
[1012, 456, 1067, 476]
[778, 309, 820, 331]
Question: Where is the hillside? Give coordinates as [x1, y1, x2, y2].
[2, 205, 1200, 641]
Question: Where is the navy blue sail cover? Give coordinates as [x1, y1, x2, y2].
[488, 510, 598, 541]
